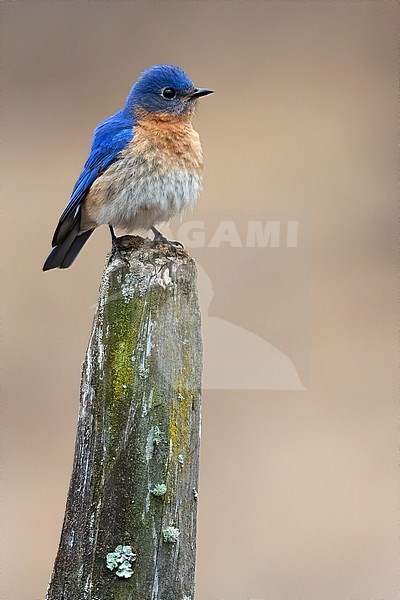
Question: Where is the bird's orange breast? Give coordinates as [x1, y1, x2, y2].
[129, 109, 203, 174]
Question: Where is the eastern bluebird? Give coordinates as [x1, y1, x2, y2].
[43, 65, 213, 271]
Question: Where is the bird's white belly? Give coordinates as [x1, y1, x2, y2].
[91, 156, 202, 232]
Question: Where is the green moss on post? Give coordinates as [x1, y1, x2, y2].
[46, 237, 202, 600]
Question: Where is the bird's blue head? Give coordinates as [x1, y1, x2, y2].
[125, 64, 213, 117]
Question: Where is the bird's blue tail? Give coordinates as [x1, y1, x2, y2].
[43, 223, 94, 271]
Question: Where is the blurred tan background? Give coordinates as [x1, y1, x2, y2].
[1, 1, 398, 599]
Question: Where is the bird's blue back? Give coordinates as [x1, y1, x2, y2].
[53, 110, 134, 246]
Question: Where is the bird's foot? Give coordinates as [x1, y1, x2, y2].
[109, 225, 131, 267]
[151, 226, 184, 249]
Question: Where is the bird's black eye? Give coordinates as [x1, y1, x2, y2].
[162, 87, 176, 99]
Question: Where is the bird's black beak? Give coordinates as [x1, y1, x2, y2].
[188, 88, 214, 100]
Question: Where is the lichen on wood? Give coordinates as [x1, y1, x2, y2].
[46, 236, 202, 600]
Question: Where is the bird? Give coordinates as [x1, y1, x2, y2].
[43, 64, 213, 271]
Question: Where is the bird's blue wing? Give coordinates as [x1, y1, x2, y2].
[52, 111, 134, 246]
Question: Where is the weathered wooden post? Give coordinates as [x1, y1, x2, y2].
[46, 236, 202, 600]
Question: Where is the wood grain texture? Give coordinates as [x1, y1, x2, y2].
[46, 236, 202, 600]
